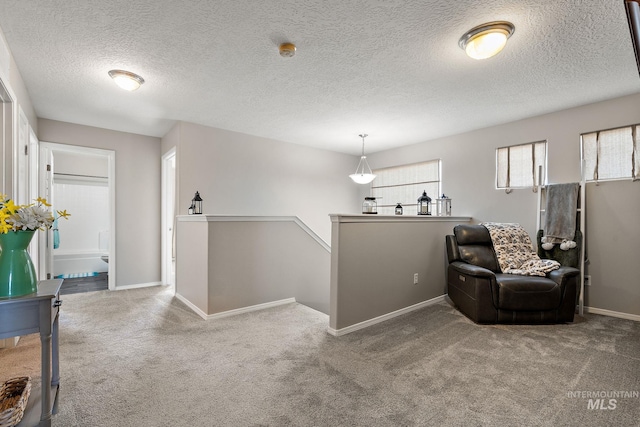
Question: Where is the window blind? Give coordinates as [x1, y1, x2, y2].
[496, 141, 546, 189]
[371, 160, 440, 215]
[582, 124, 639, 181]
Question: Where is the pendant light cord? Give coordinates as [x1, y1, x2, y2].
[359, 134, 368, 157]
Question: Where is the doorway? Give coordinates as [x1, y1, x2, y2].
[161, 147, 176, 289]
[39, 142, 116, 291]
[0, 75, 14, 198]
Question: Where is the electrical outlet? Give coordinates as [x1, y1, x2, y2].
[413, 273, 419, 285]
[584, 275, 591, 286]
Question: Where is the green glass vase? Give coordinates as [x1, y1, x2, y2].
[0, 230, 38, 298]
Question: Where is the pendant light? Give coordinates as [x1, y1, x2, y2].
[349, 134, 376, 184]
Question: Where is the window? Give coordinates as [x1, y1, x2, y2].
[581, 124, 639, 182]
[496, 141, 546, 189]
[371, 160, 441, 215]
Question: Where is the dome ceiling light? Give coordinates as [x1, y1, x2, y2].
[459, 21, 515, 60]
[108, 69, 145, 91]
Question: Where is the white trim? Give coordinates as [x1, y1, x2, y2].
[584, 306, 640, 322]
[175, 293, 208, 319]
[161, 147, 176, 286]
[177, 215, 331, 253]
[114, 281, 162, 291]
[329, 214, 471, 224]
[292, 217, 330, 252]
[39, 142, 116, 290]
[0, 68, 17, 196]
[175, 294, 297, 321]
[205, 298, 297, 320]
[327, 295, 446, 336]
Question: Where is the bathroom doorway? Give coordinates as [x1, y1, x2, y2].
[39, 142, 116, 292]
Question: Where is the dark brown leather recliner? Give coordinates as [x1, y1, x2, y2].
[445, 224, 580, 324]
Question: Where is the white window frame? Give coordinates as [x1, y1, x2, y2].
[581, 124, 639, 182]
[496, 140, 547, 191]
[371, 160, 441, 215]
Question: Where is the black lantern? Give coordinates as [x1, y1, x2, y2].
[362, 197, 378, 214]
[417, 190, 431, 215]
[395, 203, 403, 215]
[191, 191, 203, 215]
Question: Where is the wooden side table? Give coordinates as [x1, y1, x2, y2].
[0, 279, 63, 427]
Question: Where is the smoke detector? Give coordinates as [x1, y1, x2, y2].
[279, 43, 296, 58]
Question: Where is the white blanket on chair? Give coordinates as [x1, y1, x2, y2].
[482, 222, 560, 276]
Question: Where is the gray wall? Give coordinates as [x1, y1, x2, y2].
[176, 216, 330, 315]
[367, 92, 640, 316]
[0, 26, 37, 196]
[164, 121, 361, 244]
[330, 216, 468, 331]
[38, 119, 162, 287]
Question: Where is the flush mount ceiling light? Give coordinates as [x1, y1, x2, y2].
[459, 21, 515, 60]
[108, 69, 145, 91]
[279, 42, 296, 57]
[349, 134, 376, 184]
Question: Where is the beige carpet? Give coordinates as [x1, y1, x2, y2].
[1, 286, 638, 426]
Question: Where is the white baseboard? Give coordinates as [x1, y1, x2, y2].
[327, 295, 446, 337]
[175, 293, 208, 319]
[112, 281, 162, 291]
[0, 336, 20, 349]
[584, 306, 640, 322]
[174, 293, 297, 321]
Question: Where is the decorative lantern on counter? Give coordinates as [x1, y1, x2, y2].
[395, 203, 403, 215]
[190, 191, 203, 215]
[436, 194, 452, 216]
[417, 191, 432, 215]
[362, 197, 378, 214]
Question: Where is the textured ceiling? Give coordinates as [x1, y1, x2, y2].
[0, 0, 638, 155]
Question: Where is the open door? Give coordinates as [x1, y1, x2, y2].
[39, 142, 116, 290]
[162, 147, 176, 288]
[38, 144, 54, 279]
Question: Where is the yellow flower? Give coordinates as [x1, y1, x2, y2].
[57, 209, 71, 219]
[0, 210, 12, 233]
[36, 197, 51, 207]
[3, 199, 18, 213]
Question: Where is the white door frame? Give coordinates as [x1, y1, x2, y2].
[161, 147, 176, 288]
[27, 125, 39, 273]
[0, 69, 16, 196]
[39, 142, 116, 290]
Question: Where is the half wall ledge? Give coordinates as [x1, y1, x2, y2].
[175, 215, 331, 318]
[329, 214, 471, 335]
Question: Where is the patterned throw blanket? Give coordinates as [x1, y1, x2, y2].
[482, 222, 560, 276]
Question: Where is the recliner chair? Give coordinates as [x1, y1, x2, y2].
[445, 224, 580, 324]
